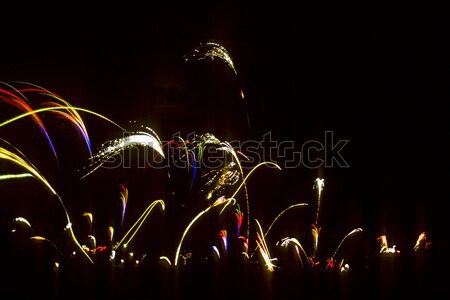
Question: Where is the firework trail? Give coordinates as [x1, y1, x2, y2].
[414, 232, 426, 252]
[0, 173, 33, 181]
[17, 82, 93, 156]
[312, 178, 324, 257]
[0, 146, 57, 196]
[329, 228, 363, 262]
[42, 102, 92, 156]
[175, 135, 193, 175]
[183, 42, 251, 129]
[1, 106, 122, 131]
[82, 212, 93, 225]
[0, 82, 124, 137]
[183, 42, 237, 75]
[118, 184, 128, 226]
[0, 139, 37, 185]
[88, 235, 97, 249]
[82, 129, 164, 179]
[255, 219, 277, 272]
[114, 200, 165, 250]
[212, 245, 221, 259]
[164, 136, 201, 191]
[168, 133, 253, 250]
[172, 133, 241, 197]
[230, 161, 282, 251]
[314, 178, 325, 226]
[277, 237, 309, 268]
[14, 217, 32, 228]
[219, 230, 228, 253]
[13, 217, 34, 234]
[174, 197, 233, 266]
[265, 203, 309, 239]
[250, 203, 308, 259]
[234, 205, 244, 237]
[328, 258, 349, 272]
[0, 139, 36, 184]
[377, 235, 388, 253]
[0, 145, 93, 263]
[202, 163, 240, 200]
[0, 105, 124, 158]
[377, 235, 400, 254]
[108, 226, 114, 242]
[311, 224, 321, 258]
[159, 256, 172, 266]
[1, 82, 98, 159]
[270, 178, 361, 271]
[30, 236, 64, 257]
[0, 83, 58, 160]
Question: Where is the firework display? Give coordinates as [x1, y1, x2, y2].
[0, 40, 438, 300]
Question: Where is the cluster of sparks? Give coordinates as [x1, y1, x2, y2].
[81, 128, 164, 179]
[184, 42, 238, 75]
[269, 179, 363, 272]
[377, 235, 400, 254]
[377, 232, 431, 255]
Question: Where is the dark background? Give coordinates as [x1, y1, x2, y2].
[0, 1, 446, 299]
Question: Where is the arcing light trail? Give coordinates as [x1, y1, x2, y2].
[255, 219, 276, 272]
[113, 200, 165, 250]
[0, 173, 33, 181]
[0, 105, 124, 131]
[0, 146, 93, 264]
[173, 197, 233, 266]
[119, 184, 128, 226]
[184, 42, 237, 75]
[0, 84, 58, 160]
[250, 202, 308, 259]
[81, 130, 165, 179]
[17, 82, 93, 156]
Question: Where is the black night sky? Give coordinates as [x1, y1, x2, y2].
[0, 2, 447, 300]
